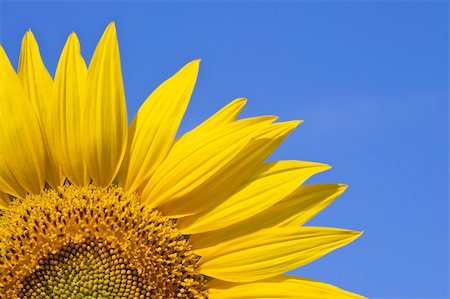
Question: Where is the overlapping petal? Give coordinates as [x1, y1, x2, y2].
[142, 116, 277, 214]
[52, 33, 89, 186]
[0, 46, 45, 195]
[185, 98, 247, 137]
[0, 152, 27, 198]
[178, 161, 330, 234]
[207, 275, 366, 299]
[189, 184, 347, 255]
[159, 120, 301, 217]
[18, 31, 64, 188]
[118, 60, 199, 193]
[199, 227, 361, 282]
[273, 183, 348, 226]
[189, 184, 346, 255]
[83, 23, 127, 186]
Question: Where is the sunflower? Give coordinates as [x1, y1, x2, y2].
[0, 23, 364, 298]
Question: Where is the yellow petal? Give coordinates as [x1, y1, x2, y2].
[160, 120, 301, 217]
[178, 160, 329, 234]
[186, 98, 247, 136]
[275, 183, 348, 226]
[52, 33, 89, 186]
[0, 192, 10, 210]
[142, 116, 276, 213]
[84, 22, 128, 186]
[0, 45, 45, 194]
[18, 31, 52, 116]
[199, 227, 362, 283]
[118, 60, 199, 192]
[0, 152, 26, 198]
[190, 184, 347, 255]
[208, 275, 366, 299]
[18, 30, 64, 187]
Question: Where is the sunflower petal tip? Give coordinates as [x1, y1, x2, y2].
[275, 119, 303, 133]
[24, 29, 33, 38]
[337, 183, 349, 190]
[65, 33, 81, 53]
[293, 162, 330, 173]
[317, 163, 332, 171]
[292, 119, 303, 127]
[99, 22, 118, 44]
[176, 59, 200, 79]
[106, 21, 117, 32]
[346, 230, 364, 241]
[188, 58, 201, 69]
[233, 97, 248, 108]
[22, 30, 37, 48]
[67, 32, 79, 42]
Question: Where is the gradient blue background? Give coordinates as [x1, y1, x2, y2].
[1, 1, 448, 298]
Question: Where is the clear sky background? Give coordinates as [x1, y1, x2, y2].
[0, 1, 448, 298]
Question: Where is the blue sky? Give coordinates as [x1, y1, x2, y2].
[1, 1, 448, 298]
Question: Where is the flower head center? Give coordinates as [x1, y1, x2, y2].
[0, 185, 207, 298]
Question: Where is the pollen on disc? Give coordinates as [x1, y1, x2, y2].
[0, 184, 208, 299]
